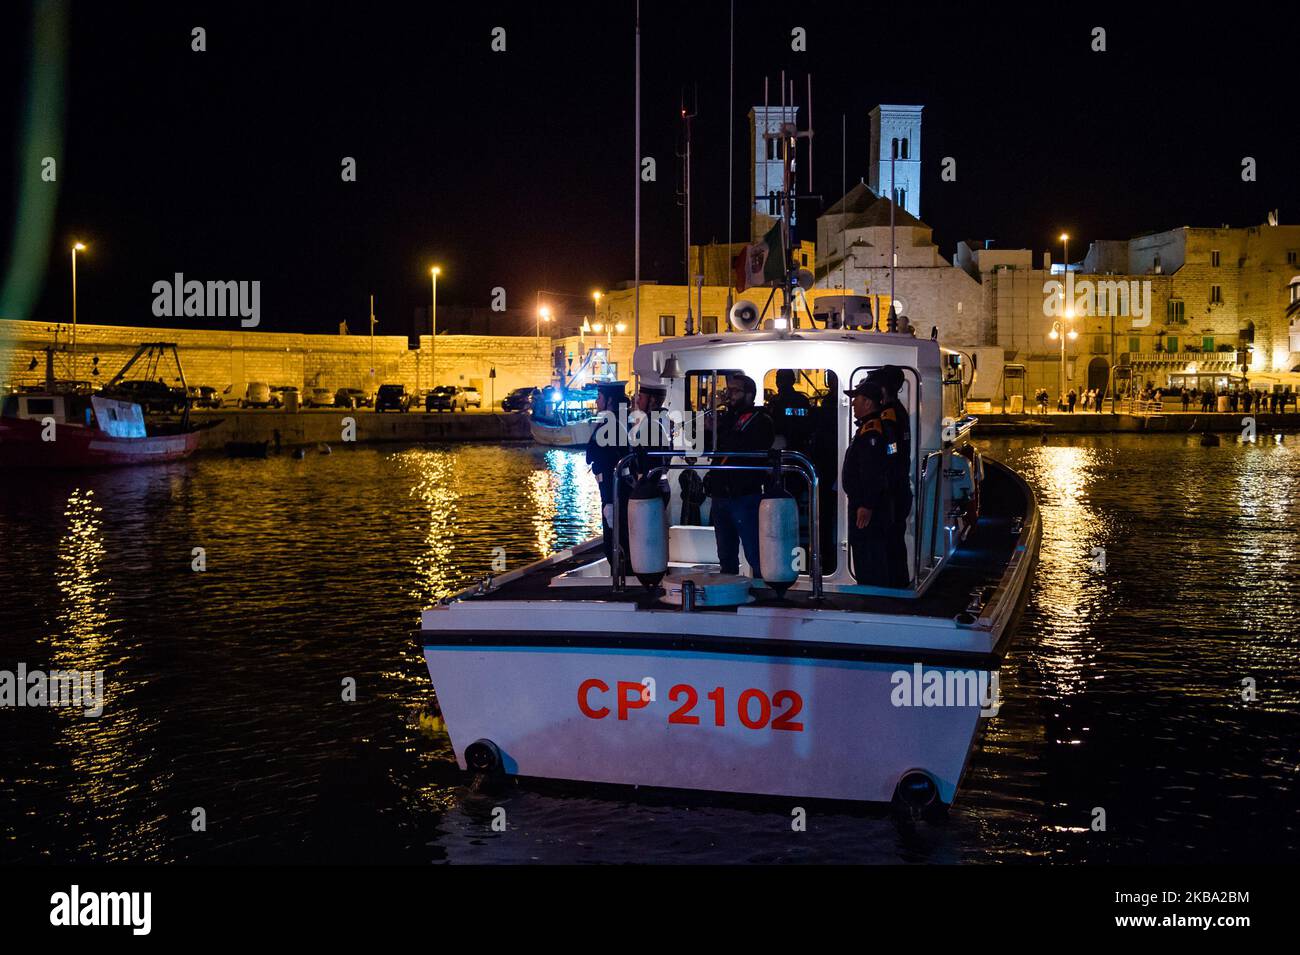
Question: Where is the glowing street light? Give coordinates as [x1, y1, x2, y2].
[1050, 319, 1077, 406]
[430, 265, 441, 386]
[71, 242, 87, 382]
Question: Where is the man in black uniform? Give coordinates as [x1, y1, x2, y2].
[766, 369, 814, 455]
[586, 380, 631, 571]
[869, 365, 913, 588]
[705, 374, 774, 578]
[842, 378, 907, 587]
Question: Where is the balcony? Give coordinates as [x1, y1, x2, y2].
[1130, 351, 1245, 367]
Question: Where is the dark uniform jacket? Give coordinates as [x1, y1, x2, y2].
[880, 400, 913, 512]
[586, 411, 630, 507]
[841, 412, 897, 516]
[704, 407, 774, 498]
[767, 388, 814, 454]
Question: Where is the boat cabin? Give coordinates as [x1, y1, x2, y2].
[1, 393, 148, 438]
[549, 327, 981, 599]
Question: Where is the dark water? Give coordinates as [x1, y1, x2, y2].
[1, 435, 1297, 864]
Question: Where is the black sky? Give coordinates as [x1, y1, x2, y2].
[2, 1, 1295, 336]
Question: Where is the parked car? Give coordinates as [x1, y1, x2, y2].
[269, 385, 301, 409]
[188, 385, 223, 409]
[305, 387, 334, 408]
[460, 386, 482, 409]
[242, 382, 274, 409]
[375, 384, 411, 412]
[501, 386, 539, 412]
[107, 379, 186, 414]
[426, 385, 472, 412]
[334, 387, 373, 409]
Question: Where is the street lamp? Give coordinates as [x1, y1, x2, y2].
[430, 266, 440, 387]
[537, 305, 552, 338]
[1049, 318, 1078, 408]
[71, 242, 86, 383]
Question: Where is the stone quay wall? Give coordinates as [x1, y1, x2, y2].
[0, 319, 554, 404]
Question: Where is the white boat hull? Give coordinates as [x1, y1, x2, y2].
[530, 417, 595, 447]
[423, 643, 988, 805]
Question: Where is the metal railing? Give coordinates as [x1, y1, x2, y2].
[610, 449, 822, 598]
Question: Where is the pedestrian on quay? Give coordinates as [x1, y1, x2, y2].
[1181, 387, 1190, 411]
[1067, 388, 1077, 413]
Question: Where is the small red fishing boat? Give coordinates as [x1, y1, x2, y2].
[0, 342, 216, 469]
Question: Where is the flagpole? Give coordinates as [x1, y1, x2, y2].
[633, 0, 641, 357]
[725, 0, 734, 319]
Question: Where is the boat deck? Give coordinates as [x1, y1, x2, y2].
[458, 457, 1028, 623]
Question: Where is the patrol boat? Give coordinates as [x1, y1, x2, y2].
[418, 317, 1041, 814]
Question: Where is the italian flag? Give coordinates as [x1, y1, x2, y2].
[732, 224, 786, 292]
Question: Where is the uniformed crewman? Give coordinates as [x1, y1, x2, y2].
[767, 369, 814, 455]
[841, 378, 907, 587]
[630, 381, 671, 450]
[586, 380, 631, 570]
[705, 374, 774, 578]
[869, 365, 913, 587]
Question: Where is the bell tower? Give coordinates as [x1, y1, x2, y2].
[868, 105, 923, 219]
[749, 105, 798, 240]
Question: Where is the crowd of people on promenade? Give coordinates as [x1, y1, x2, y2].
[1034, 383, 1297, 414]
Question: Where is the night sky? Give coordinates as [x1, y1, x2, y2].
[1, 1, 1294, 336]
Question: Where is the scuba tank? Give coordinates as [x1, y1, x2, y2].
[758, 456, 799, 598]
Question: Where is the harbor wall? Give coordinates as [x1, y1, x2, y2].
[972, 412, 1298, 435]
[189, 409, 532, 451]
[0, 319, 554, 404]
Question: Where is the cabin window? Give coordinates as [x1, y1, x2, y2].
[26, 398, 55, 415]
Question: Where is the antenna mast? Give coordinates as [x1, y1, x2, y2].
[633, 0, 641, 354]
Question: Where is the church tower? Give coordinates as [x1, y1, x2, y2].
[868, 105, 923, 220]
[749, 105, 798, 240]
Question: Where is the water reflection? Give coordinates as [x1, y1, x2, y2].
[401, 449, 462, 605]
[528, 449, 601, 556]
[1016, 445, 1109, 699]
[50, 488, 166, 861]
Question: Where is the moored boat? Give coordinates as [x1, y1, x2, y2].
[0, 342, 216, 469]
